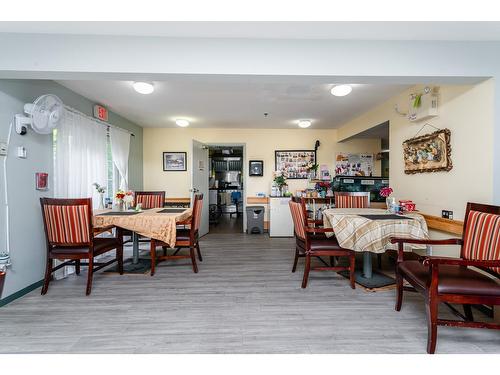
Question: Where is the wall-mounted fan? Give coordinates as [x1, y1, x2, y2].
[15, 94, 64, 135]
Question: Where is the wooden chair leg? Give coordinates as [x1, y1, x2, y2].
[162, 246, 167, 256]
[190, 246, 198, 273]
[196, 242, 203, 262]
[75, 259, 81, 275]
[395, 268, 403, 311]
[349, 254, 356, 289]
[301, 254, 311, 288]
[330, 256, 335, 267]
[150, 240, 156, 276]
[463, 304, 474, 321]
[292, 247, 300, 273]
[117, 245, 124, 275]
[86, 257, 94, 296]
[41, 257, 52, 295]
[425, 298, 439, 354]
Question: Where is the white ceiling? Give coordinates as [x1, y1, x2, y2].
[57, 76, 410, 129]
[1, 21, 500, 40]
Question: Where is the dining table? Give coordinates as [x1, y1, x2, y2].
[93, 207, 192, 271]
[322, 208, 429, 287]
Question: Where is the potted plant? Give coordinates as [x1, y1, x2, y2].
[273, 171, 287, 196]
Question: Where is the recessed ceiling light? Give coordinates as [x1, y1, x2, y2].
[298, 120, 312, 128]
[132, 82, 154, 95]
[175, 119, 190, 127]
[330, 85, 352, 97]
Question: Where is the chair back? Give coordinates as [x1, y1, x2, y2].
[191, 194, 204, 235]
[334, 192, 370, 208]
[289, 200, 307, 241]
[135, 191, 165, 209]
[461, 202, 500, 276]
[40, 198, 93, 246]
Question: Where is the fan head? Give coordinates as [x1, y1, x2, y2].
[24, 94, 64, 134]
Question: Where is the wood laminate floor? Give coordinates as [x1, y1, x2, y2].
[0, 233, 498, 354]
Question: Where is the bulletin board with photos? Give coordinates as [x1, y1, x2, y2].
[275, 150, 316, 179]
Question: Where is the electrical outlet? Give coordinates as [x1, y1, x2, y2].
[0, 142, 7, 156]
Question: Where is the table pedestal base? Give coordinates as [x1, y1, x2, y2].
[105, 257, 151, 274]
[339, 269, 395, 290]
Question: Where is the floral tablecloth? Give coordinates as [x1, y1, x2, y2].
[93, 208, 192, 247]
[322, 208, 428, 254]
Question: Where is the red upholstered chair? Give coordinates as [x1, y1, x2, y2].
[391, 202, 500, 354]
[334, 191, 370, 208]
[149, 194, 204, 276]
[289, 200, 355, 289]
[40, 198, 123, 296]
[134, 191, 165, 209]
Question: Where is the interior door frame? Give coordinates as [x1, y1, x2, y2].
[205, 142, 247, 233]
[190, 139, 210, 237]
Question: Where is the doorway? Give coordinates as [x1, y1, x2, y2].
[207, 145, 245, 234]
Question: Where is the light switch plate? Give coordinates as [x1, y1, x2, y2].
[17, 146, 27, 158]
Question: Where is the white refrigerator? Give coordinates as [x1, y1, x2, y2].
[269, 197, 294, 237]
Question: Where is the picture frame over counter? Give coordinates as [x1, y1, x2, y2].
[403, 128, 452, 174]
[275, 150, 316, 179]
[163, 152, 187, 171]
[249, 160, 264, 176]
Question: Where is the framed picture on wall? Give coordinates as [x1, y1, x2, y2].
[249, 160, 264, 176]
[403, 129, 452, 174]
[163, 152, 187, 171]
[275, 150, 316, 179]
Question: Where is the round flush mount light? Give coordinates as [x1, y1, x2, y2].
[175, 118, 190, 127]
[297, 120, 312, 128]
[132, 82, 154, 95]
[330, 85, 352, 97]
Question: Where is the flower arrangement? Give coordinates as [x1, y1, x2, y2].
[379, 186, 393, 198]
[273, 170, 287, 188]
[315, 181, 331, 191]
[93, 182, 106, 194]
[306, 162, 319, 172]
[115, 190, 134, 208]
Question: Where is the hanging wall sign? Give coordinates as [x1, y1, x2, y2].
[93, 104, 108, 122]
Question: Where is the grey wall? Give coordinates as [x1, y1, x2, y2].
[0, 79, 143, 301]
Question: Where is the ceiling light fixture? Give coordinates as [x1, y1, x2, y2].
[330, 85, 352, 97]
[298, 120, 312, 128]
[132, 82, 154, 95]
[175, 119, 190, 127]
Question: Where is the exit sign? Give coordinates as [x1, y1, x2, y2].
[93, 104, 108, 122]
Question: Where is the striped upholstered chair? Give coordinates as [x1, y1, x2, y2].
[134, 191, 165, 209]
[391, 202, 500, 354]
[334, 191, 370, 208]
[149, 194, 204, 276]
[289, 200, 355, 289]
[40, 198, 123, 296]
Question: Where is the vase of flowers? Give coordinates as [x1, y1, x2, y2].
[115, 190, 134, 211]
[273, 171, 287, 197]
[380, 186, 395, 211]
[306, 162, 319, 180]
[93, 183, 106, 209]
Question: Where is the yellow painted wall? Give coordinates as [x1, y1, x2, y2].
[143, 128, 381, 197]
[337, 80, 495, 256]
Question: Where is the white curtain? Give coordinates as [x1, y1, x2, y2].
[54, 110, 107, 205]
[109, 127, 131, 191]
[53, 109, 108, 279]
